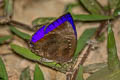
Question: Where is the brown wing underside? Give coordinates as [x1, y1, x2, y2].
[30, 21, 77, 62]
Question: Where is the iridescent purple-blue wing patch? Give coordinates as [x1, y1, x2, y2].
[31, 13, 77, 43]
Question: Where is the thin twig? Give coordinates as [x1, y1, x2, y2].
[80, 44, 92, 65]
[95, 21, 107, 39]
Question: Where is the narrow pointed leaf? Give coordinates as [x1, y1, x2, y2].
[72, 14, 113, 21]
[10, 44, 63, 71]
[0, 57, 8, 80]
[42, 62, 61, 69]
[20, 67, 31, 80]
[32, 17, 56, 26]
[9, 26, 31, 40]
[10, 44, 41, 61]
[73, 28, 96, 59]
[34, 64, 44, 80]
[32, 14, 113, 23]
[86, 66, 120, 80]
[10, 44, 66, 72]
[79, 0, 103, 15]
[75, 65, 84, 80]
[0, 35, 12, 44]
[84, 63, 107, 73]
[107, 24, 120, 71]
[4, 0, 13, 17]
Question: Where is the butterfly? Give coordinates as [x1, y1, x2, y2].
[29, 13, 77, 63]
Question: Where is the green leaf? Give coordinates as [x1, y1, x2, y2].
[0, 57, 8, 80]
[34, 64, 44, 80]
[73, 28, 96, 59]
[32, 14, 113, 24]
[79, 0, 103, 15]
[10, 44, 41, 61]
[20, 67, 31, 80]
[4, 0, 13, 17]
[0, 35, 12, 44]
[42, 62, 62, 69]
[10, 44, 68, 72]
[107, 24, 120, 72]
[9, 26, 31, 40]
[64, 3, 80, 13]
[84, 63, 107, 73]
[32, 17, 56, 26]
[86, 66, 120, 80]
[72, 14, 113, 21]
[75, 65, 84, 80]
